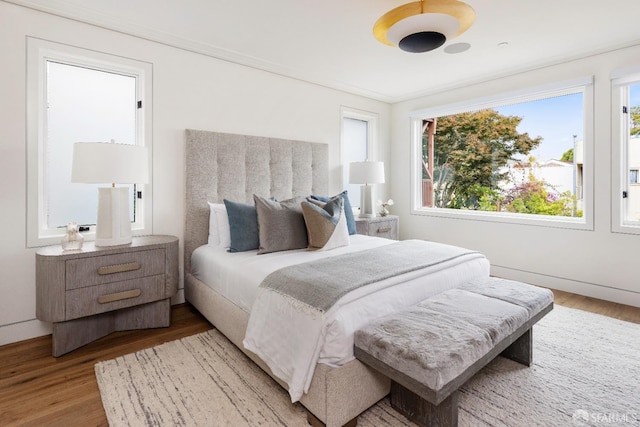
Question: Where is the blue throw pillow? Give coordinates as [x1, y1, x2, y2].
[223, 199, 259, 252]
[311, 190, 356, 235]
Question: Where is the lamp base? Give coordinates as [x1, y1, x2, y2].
[95, 187, 132, 247]
[359, 184, 377, 218]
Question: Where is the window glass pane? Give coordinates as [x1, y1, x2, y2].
[625, 82, 640, 223]
[420, 92, 584, 218]
[46, 61, 136, 228]
[343, 117, 368, 208]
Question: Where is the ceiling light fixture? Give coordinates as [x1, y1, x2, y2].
[374, 0, 475, 53]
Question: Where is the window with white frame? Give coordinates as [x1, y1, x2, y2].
[341, 107, 377, 209]
[612, 70, 640, 233]
[410, 78, 593, 229]
[27, 38, 153, 247]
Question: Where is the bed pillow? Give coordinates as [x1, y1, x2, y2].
[301, 196, 350, 251]
[223, 199, 259, 252]
[254, 195, 308, 254]
[207, 202, 231, 248]
[207, 202, 221, 246]
[310, 190, 356, 235]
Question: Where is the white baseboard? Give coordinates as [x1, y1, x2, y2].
[0, 318, 51, 347]
[491, 265, 640, 308]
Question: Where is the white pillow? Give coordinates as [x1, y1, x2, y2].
[207, 202, 231, 248]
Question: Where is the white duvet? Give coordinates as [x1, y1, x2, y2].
[191, 235, 490, 402]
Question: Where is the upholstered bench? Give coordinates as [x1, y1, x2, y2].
[354, 277, 554, 427]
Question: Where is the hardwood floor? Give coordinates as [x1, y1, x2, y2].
[0, 304, 211, 427]
[1, 293, 639, 426]
[551, 289, 640, 323]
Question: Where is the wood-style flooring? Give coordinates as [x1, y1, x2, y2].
[1, 291, 639, 426]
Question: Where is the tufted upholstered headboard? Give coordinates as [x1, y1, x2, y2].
[184, 129, 329, 274]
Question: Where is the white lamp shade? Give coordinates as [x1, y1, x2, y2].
[71, 141, 148, 247]
[349, 161, 385, 184]
[72, 141, 148, 184]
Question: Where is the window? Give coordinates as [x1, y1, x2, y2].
[612, 70, 640, 233]
[341, 107, 378, 209]
[27, 38, 153, 247]
[410, 78, 593, 229]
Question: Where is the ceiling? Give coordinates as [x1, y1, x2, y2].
[10, 0, 640, 103]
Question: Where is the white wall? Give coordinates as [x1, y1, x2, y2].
[0, 2, 390, 345]
[391, 44, 640, 308]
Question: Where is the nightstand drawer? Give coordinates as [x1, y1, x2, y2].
[355, 215, 399, 240]
[369, 221, 394, 237]
[65, 249, 165, 290]
[366, 220, 397, 239]
[65, 275, 165, 319]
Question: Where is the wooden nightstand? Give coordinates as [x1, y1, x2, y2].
[355, 215, 399, 240]
[36, 235, 179, 356]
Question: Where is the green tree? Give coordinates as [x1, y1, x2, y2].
[423, 109, 542, 209]
[560, 148, 574, 162]
[631, 106, 640, 136]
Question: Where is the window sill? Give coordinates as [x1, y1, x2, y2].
[411, 207, 592, 231]
[28, 226, 150, 248]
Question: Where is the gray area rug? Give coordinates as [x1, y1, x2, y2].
[95, 306, 640, 426]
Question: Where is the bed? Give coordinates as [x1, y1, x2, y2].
[183, 129, 490, 426]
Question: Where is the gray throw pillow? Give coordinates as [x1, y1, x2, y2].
[254, 195, 308, 254]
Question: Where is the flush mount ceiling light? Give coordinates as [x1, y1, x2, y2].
[374, 0, 475, 53]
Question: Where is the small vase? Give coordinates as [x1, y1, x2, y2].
[62, 222, 84, 251]
[379, 207, 389, 217]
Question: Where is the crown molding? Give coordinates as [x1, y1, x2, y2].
[4, 0, 395, 103]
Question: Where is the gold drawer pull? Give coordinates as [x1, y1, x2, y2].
[98, 289, 141, 304]
[377, 227, 391, 233]
[98, 262, 141, 275]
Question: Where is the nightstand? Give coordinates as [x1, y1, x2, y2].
[36, 235, 179, 356]
[355, 215, 399, 240]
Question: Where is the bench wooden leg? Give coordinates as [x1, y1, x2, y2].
[390, 382, 458, 427]
[501, 327, 532, 366]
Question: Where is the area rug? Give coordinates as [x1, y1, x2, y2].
[95, 306, 640, 426]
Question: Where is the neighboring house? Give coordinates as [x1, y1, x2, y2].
[506, 159, 575, 193]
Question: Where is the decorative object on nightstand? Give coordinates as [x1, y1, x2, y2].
[378, 198, 394, 217]
[355, 215, 399, 240]
[349, 161, 385, 218]
[71, 141, 148, 247]
[61, 222, 84, 251]
[36, 235, 178, 357]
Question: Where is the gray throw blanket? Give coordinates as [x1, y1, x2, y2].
[260, 240, 480, 312]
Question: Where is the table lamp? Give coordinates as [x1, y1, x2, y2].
[349, 161, 385, 218]
[71, 141, 148, 246]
